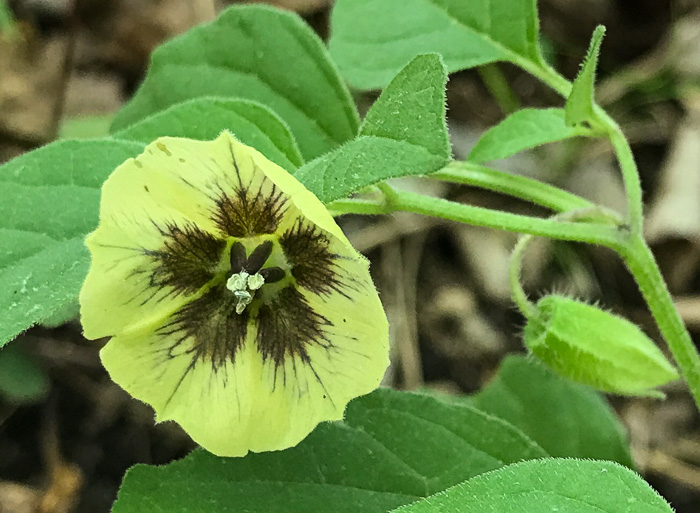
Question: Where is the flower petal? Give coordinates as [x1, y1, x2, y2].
[82, 131, 350, 339]
[248, 271, 389, 453]
[80, 132, 275, 339]
[99, 325, 257, 457]
[239, 136, 351, 247]
[80, 185, 224, 339]
[99, 255, 388, 457]
[83, 132, 390, 456]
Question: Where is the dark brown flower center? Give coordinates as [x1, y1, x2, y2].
[144, 162, 350, 379]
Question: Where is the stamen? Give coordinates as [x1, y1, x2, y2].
[225, 241, 282, 314]
[247, 273, 265, 290]
[226, 270, 265, 313]
[234, 291, 253, 314]
[245, 240, 273, 274]
[230, 242, 247, 274]
[260, 266, 285, 284]
[226, 271, 249, 292]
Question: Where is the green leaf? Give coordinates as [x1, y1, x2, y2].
[40, 300, 80, 328]
[0, 139, 144, 347]
[472, 355, 634, 467]
[111, 5, 359, 161]
[114, 98, 304, 172]
[393, 459, 673, 513]
[58, 114, 114, 139]
[468, 108, 591, 164]
[565, 25, 606, 127]
[360, 55, 449, 157]
[111, 389, 547, 513]
[330, 0, 544, 90]
[296, 54, 450, 203]
[0, 341, 49, 404]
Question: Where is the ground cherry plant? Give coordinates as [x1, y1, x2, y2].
[0, 1, 695, 511]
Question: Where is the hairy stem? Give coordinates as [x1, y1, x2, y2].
[432, 161, 596, 213]
[477, 64, 521, 115]
[596, 108, 645, 233]
[621, 234, 700, 409]
[509, 235, 539, 319]
[511, 57, 572, 98]
[509, 208, 624, 319]
[327, 197, 386, 216]
[508, 51, 645, 233]
[511, 55, 695, 400]
[380, 185, 624, 248]
[332, 49, 700, 407]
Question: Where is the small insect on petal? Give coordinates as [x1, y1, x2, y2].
[80, 132, 389, 457]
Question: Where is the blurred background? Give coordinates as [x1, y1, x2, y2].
[2, 0, 700, 511]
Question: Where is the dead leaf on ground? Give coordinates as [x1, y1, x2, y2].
[421, 285, 506, 361]
[232, 0, 329, 15]
[0, 481, 40, 513]
[78, 0, 217, 76]
[0, 35, 65, 144]
[645, 95, 700, 290]
[452, 226, 516, 303]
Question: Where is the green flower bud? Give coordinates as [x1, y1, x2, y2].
[523, 295, 679, 397]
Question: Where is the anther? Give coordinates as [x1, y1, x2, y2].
[247, 273, 265, 290]
[260, 266, 285, 284]
[227, 270, 261, 314]
[233, 290, 253, 314]
[244, 240, 273, 274]
[226, 240, 282, 314]
[226, 271, 249, 292]
[230, 242, 247, 274]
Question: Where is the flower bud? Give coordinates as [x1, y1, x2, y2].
[523, 295, 678, 397]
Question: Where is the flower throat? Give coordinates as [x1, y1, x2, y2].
[225, 240, 285, 314]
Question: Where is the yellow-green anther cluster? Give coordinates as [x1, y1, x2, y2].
[226, 271, 265, 314]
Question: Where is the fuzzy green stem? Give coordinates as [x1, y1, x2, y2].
[382, 187, 624, 248]
[596, 108, 645, 233]
[330, 49, 699, 406]
[508, 56, 572, 98]
[432, 161, 595, 213]
[504, 52, 700, 409]
[478, 64, 521, 115]
[509, 235, 539, 319]
[506, 51, 645, 233]
[327, 198, 386, 216]
[621, 234, 700, 409]
[509, 208, 623, 319]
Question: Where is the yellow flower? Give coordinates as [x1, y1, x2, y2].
[79, 132, 389, 457]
